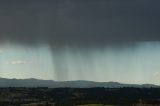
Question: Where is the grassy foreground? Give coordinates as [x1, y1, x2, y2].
[77, 104, 115, 106]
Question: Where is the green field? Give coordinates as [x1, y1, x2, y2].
[77, 104, 115, 106]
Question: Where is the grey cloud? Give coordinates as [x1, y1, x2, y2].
[0, 0, 160, 47]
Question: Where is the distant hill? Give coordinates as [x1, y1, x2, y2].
[0, 78, 158, 88]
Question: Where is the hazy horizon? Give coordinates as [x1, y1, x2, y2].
[0, 0, 160, 85]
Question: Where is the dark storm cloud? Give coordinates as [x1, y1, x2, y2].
[0, 0, 160, 47]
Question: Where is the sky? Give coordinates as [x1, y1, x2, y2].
[0, 0, 160, 84]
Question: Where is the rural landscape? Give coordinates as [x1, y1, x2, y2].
[1, 0, 160, 106]
[0, 87, 160, 106]
[0, 78, 159, 106]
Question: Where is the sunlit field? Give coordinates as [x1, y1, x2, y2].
[77, 104, 116, 106]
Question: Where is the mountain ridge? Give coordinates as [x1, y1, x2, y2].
[0, 78, 158, 88]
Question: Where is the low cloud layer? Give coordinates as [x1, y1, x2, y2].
[6, 60, 32, 65]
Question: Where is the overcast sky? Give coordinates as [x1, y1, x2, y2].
[0, 0, 160, 84]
